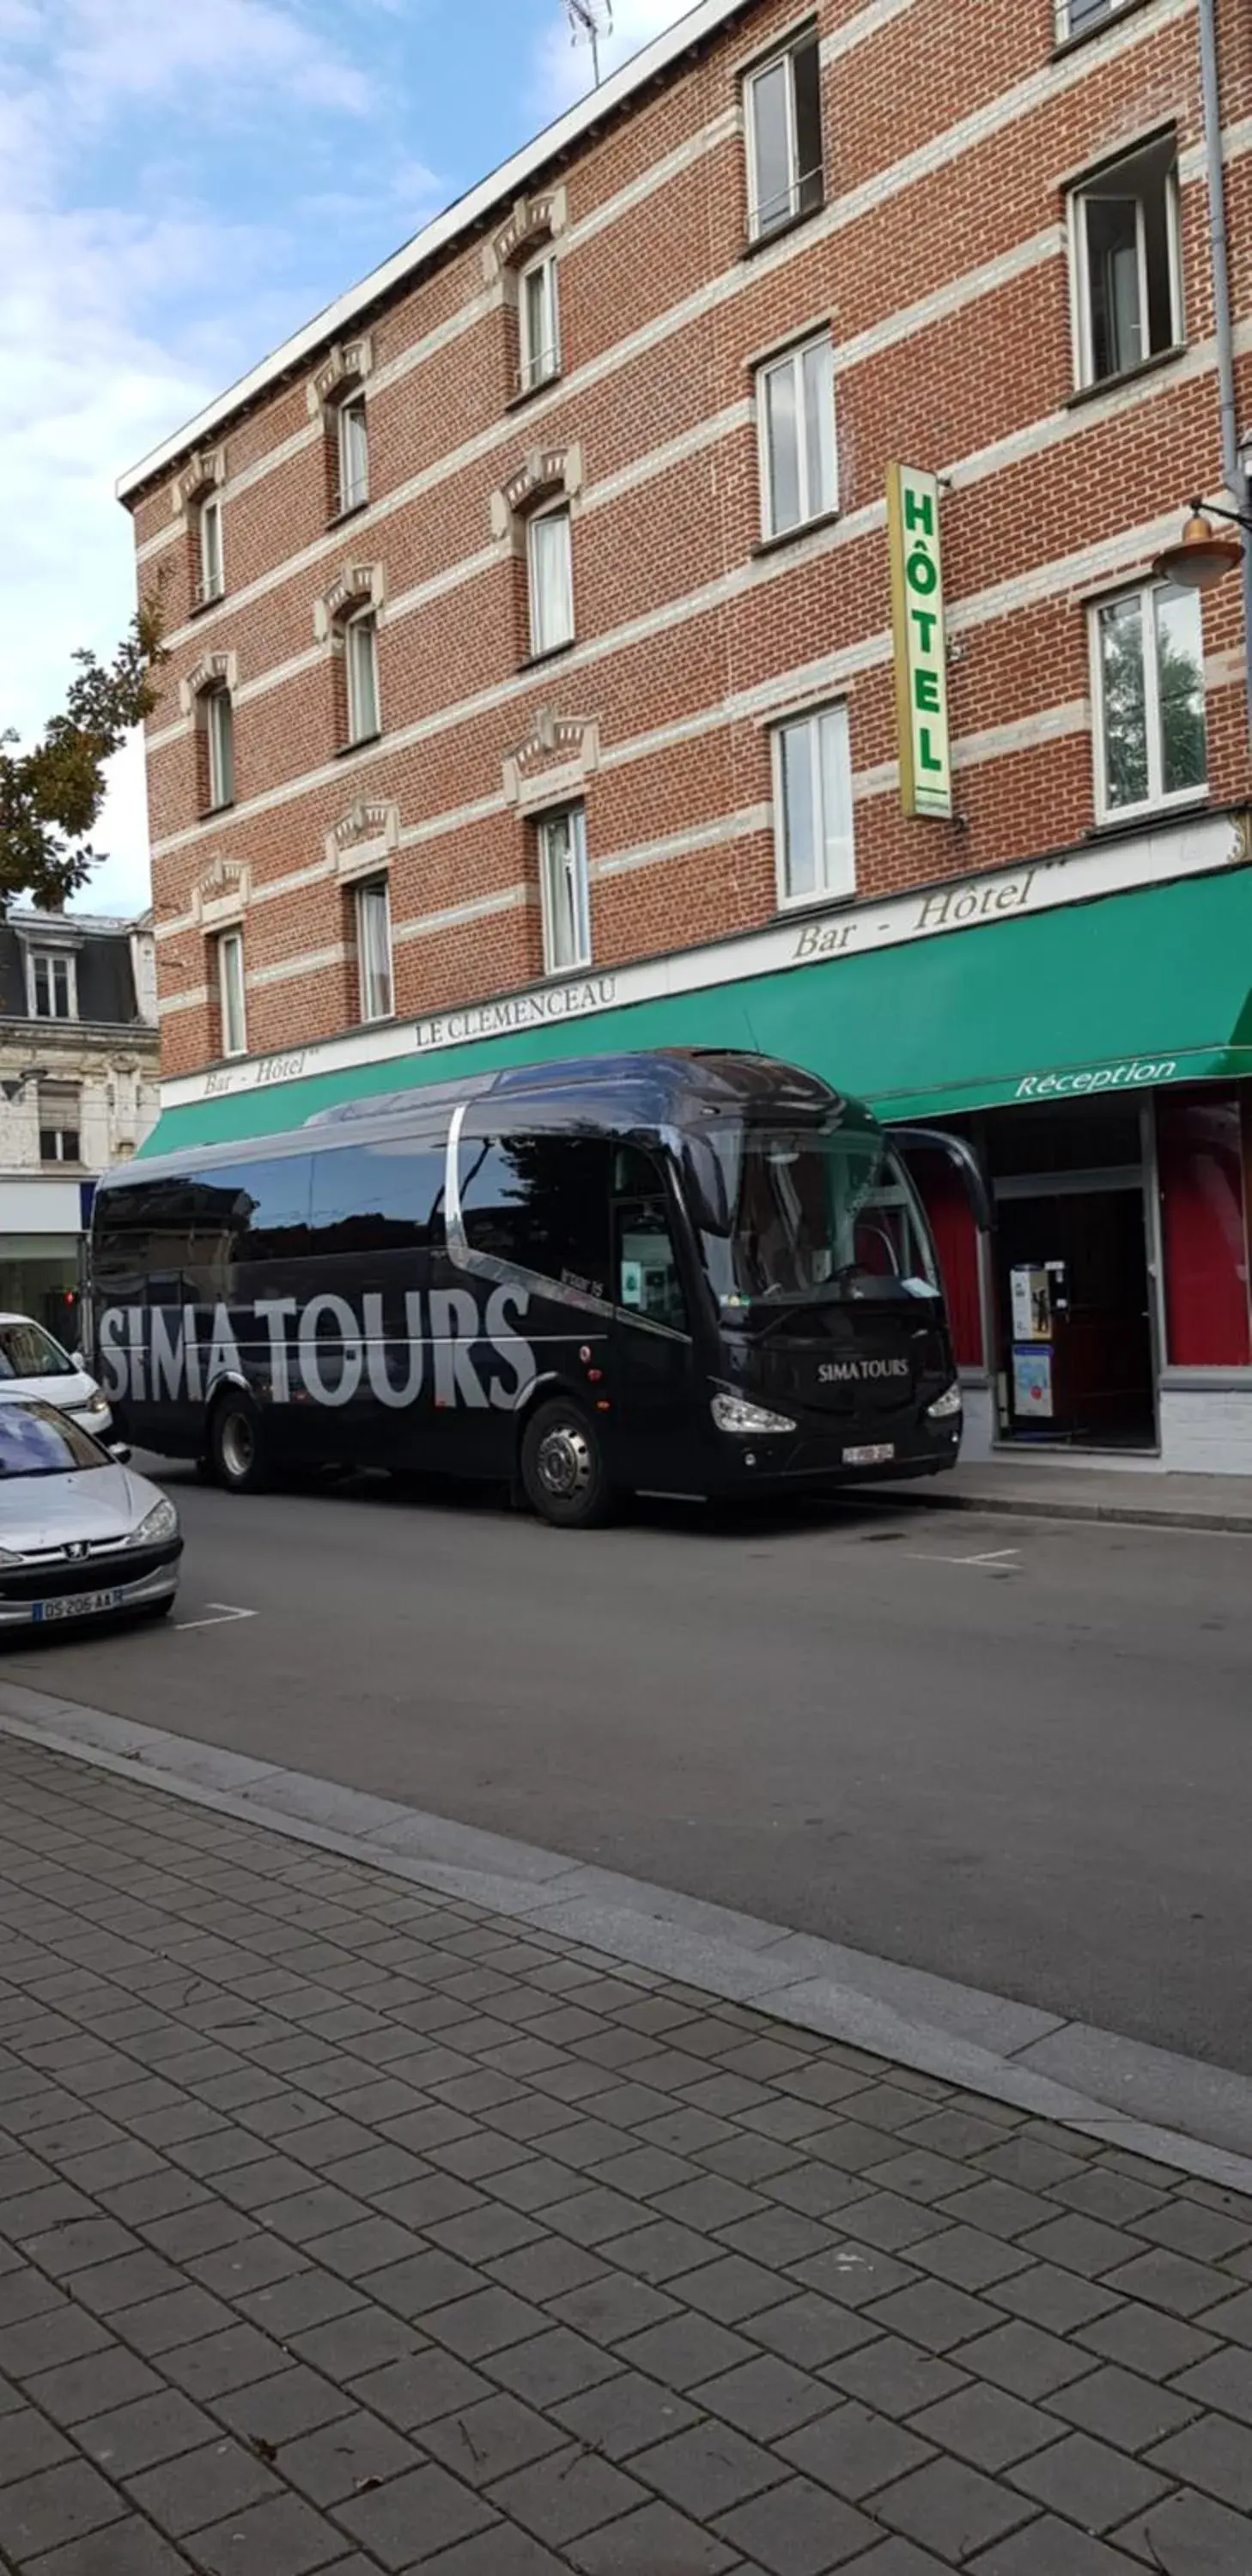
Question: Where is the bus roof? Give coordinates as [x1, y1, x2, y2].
[100, 1050, 864, 1192]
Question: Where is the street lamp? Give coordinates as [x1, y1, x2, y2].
[1153, 495, 1250, 592]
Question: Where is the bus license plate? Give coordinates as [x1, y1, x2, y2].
[842, 1443, 895, 1467]
[33, 1589, 125, 1624]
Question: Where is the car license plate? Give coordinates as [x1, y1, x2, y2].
[842, 1443, 895, 1467]
[33, 1589, 125, 1624]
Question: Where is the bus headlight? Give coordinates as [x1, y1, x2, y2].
[927, 1382, 963, 1420]
[711, 1393, 796, 1436]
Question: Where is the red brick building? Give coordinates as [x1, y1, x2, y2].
[120, 0, 1252, 1470]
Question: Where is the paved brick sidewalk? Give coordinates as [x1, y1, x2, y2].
[2, 1741, 1252, 2576]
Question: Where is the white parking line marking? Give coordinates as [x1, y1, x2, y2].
[173, 1602, 258, 1631]
[901, 1546, 1023, 1570]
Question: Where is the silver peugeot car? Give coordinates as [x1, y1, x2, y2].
[0, 1400, 182, 1632]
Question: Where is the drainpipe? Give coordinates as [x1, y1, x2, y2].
[1197, 0, 1252, 756]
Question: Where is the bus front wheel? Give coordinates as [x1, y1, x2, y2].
[520, 1400, 614, 1530]
[208, 1390, 270, 1495]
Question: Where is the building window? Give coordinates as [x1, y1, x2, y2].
[773, 702, 854, 907]
[38, 1084, 81, 1163]
[1069, 134, 1182, 389]
[217, 928, 246, 1059]
[526, 505, 574, 658]
[538, 805, 591, 974]
[1157, 1088, 1251, 1365]
[745, 30, 823, 241]
[1091, 581, 1206, 821]
[356, 877, 393, 1023]
[519, 251, 560, 393]
[336, 391, 369, 515]
[28, 951, 76, 1020]
[204, 685, 234, 811]
[1056, 0, 1135, 39]
[757, 334, 836, 539]
[344, 608, 381, 744]
[198, 494, 224, 605]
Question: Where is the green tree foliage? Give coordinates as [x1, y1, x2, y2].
[0, 601, 167, 910]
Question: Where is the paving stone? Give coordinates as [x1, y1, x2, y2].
[546, 2272, 677, 2348]
[714, 2474, 879, 2574]
[288, 2303, 421, 2381]
[966, 2519, 1148, 2574]
[1015, 2214, 1142, 2279]
[353, 2348, 494, 2430]
[0, 2461, 126, 2561]
[421, 2390, 567, 2485]
[427, 2203, 542, 2265]
[159, 2322, 289, 2403]
[909, 2384, 1058, 2475]
[956, 2318, 1098, 2401]
[566, 2496, 738, 2573]
[184, 2488, 345, 2576]
[22, 2512, 195, 2576]
[21, 2348, 161, 2429]
[825, 2336, 971, 2421]
[1130, 2197, 1252, 2263]
[873, 2455, 1040, 2559]
[794, 2246, 921, 2311]
[972, 2140, 1088, 2195]
[76, 2388, 216, 2477]
[0, 2409, 76, 2488]
[115, 2284, 235, 2357]
[627, 2419, 787, 2517]
[1102, 2245, 1233, 2317]
[1008, 2428, 1170, 2530]
[21, 2219, 140, 2279]
[486, 2238, 606, 2306]
[1076, 2300, 1219, 2381]
[866, 2278, 994, 2354]
[422, 2286, 550, 2361]
[693, 2353, 835, 2440]
[404, 2532, 563, 2576]
[1144, 2411, 1252, 2511]
[486, 2324, 624, 2409]
[781, 2402, 934, 2501]
[908, 2226, 1033, 2296]
[937, 2184, 1054, 2243]
[1047, 2360, 1200, 2453]
[486, 2445, 648, 2546]
[1048, 2169, 1169, 2230]
[1107, 2488, 1252, 2574]
[554, 2366, 697, 2460]
[1, 2306, 112, 2381]
[1193, 2283, 1252, 2344]
[986, 2261, 1121, 2337]
[215, 2362, 355, 2446]
[277, 2407, 422, 2506]
[1171, 2342, 1252, 2425]
[617, 2314, 757, 2391]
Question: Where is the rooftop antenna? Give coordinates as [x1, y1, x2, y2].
[566, 0, 611, 88]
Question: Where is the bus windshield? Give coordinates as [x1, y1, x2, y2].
[691, 1121, 939, 1315]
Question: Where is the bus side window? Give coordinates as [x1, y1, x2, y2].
[308, 1140, 445, 1257]
[460, 1133, 611, 1299]
[611, 1147, 687, 1332]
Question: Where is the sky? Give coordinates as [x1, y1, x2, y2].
[0, 0, 692, 920]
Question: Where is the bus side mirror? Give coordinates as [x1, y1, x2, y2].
[893, 1127, 993, 1234]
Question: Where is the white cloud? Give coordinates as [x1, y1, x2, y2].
[530, 0, 696, 119]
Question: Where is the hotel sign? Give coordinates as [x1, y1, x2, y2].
[886, 463, 952, 821]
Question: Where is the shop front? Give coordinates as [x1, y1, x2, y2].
[142, 807, 1252, 1475]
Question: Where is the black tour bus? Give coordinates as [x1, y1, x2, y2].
[89, 1049, 976, 1528]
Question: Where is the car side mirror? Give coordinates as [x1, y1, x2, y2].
[109, 1443, 132, 1465]
[71, 1350, 85, 1370]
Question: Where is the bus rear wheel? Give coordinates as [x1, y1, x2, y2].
[520, 1400, 614, 1530]
[209, 1390, 270, 1495]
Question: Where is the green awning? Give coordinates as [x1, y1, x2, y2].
[143, 860, 1252, 1158]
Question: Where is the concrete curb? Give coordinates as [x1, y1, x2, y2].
[875, 1485, 1252, 1536]
[3, 1674, 1252, 2197]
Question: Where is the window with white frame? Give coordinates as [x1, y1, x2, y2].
[344, 608, 381, 744]
[198, 493, 224, 604]
[28, 950, 76, 1021]
[204, 684, 234, 810]
[217, 928, 246, 1059]
[356, 878, 393, 1023]
[526, 504, 574, 658]
[518, 251, 560, 393]
[336, 391, 369, 514]
[773, 703, 854, 907]
[1069, 133, 1182, 389]
[538, 805, 591, 974]
[38, 1083, 81, 1164]
[1055, 0, 1133, 40]
[745, 30, 823, 241]
[1091, 580, 1207, 821]
[757, 334, 836, 539]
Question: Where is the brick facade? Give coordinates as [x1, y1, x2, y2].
[120, 0, 1252, 1084]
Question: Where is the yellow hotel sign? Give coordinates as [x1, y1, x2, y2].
[886, 463, 952, 820]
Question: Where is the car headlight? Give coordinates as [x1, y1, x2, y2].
[129, 1497, 179, 1546]
[927, 1381, 963, 1420]
[711, 1392, 796, 1436]
[0, 1548, 24, 1567]
[82, 1393, 110, 1418]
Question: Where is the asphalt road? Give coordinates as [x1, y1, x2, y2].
[4, 1464, 1250, 2081]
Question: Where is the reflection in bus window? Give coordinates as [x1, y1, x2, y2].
[461, 1134, 611, 1297]
[612, 1148, 687, 1331]
[694, 1124, 937, 1308]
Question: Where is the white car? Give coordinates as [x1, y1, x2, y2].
[0, 1313, 114, 1442]
[0, 1399, 182, 1630]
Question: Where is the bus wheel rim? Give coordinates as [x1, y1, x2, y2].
[536, 1423, 591, 1501]
[221, 1411, 254, 1479]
